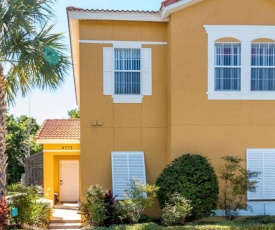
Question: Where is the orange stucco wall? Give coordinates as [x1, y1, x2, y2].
[79, 21, 167, 216]
[43, 144, 80, 204]
[167, 0, 275, 171]
[76, 0, 275, 216]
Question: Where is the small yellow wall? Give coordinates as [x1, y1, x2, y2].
[43, 144, 80, 204]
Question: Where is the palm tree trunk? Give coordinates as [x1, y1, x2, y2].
[0, 65, 8, 197]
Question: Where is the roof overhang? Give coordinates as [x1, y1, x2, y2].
[36, 139, 80, 144]
[160, 0, 204, 20]
[68, 10, 167, 22]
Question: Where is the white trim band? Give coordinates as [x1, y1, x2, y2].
[36, 139, 80, 144]
[80, 40, 168, 46]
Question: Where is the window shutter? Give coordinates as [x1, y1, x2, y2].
[247, 150, 275, 200]
[112, 152, 146, 200]
[103, 47, 114, 95]
[141, 48, 152, 96]
[247, 152, 264, 200]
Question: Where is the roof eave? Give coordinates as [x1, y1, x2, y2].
[67, 10, 168, 22]
[160, 0, 204, 20]
[36, 139, 80, 144]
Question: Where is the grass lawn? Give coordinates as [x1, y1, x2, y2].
[88, 216, 275, 230]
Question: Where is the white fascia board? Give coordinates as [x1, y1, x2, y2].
[161, 0, 203, 20]
[204, 25, 275, 36]
[36, 139, 80, 144]
[68, 11, 167, 22]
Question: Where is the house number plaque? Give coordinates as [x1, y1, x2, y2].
[61, 146, 73, 150]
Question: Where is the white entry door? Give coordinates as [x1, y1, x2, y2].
[59, 160, 79, 202]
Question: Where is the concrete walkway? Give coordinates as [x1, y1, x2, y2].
[49, 203, 82, 230]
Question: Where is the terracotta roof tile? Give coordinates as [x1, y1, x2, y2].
[162, 0, 180, 7]
[36, 119, 80, 140]
[66, 6, 158, 14]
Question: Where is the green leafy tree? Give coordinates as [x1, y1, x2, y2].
[0, 0, 70, 196]
[119, 179, 159, 224]
[6, 114, 42, 184]
[68, 108, 80, 118]
[220, 155, 260, 220]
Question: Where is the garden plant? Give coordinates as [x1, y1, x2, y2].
[220, 155, 260, 220]
[156, 153, 219, 220]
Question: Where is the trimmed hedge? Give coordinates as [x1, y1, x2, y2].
[89, 223, 275, 230]
[156, 154, 219, 220]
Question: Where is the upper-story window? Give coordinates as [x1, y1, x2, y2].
[204, 25, 275, 100]
[215, 44, 241, 91]
[103, 43, 152, 103]
[114, 49, 141, 95]
[251, 44, 275, 91]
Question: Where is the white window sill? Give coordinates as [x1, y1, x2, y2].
[207, 92, 275, 100]
[112, 95, 144, 103]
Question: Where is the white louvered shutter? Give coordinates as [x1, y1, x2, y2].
[263, 152, 275, 199]
[247, 150, 275, 200]
[112, 152, 146, 200]
[141, 48, 152, 95]
[103, 47, 114, 95]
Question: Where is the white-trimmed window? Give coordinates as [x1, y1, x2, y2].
[204, 25, 275, 100]
[247, 149, 275, 200]
[215, 43, 241, 91]
[114, 49, 141, 95]
[103, 43, 152, 103]
[111, 151, 146, 200]
[251, 44, 275, 91]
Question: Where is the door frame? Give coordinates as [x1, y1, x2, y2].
[59, 160, 79, 202]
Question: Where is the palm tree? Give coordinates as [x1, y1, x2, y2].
[0, 0, 70, 196]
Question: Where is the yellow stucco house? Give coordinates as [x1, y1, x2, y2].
[37, 0, 275, 216]
[36, 119, 80, 205]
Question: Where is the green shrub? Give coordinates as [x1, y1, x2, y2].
[161, 193, 192, 226]
[242, 215, 275, 224]
[220, 156, 260, 220]
[88, 223, 275, 230]
[90, 222, 159, 230]
[79, 185, 119, 227]
[156, 154, 219, 220]
[119, 179, 159, 224]
[7, 184, 51, 229]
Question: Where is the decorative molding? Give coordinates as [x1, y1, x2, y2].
[112, 95, 144, 103]
[36, 139, 80, 144]
[80, 40, 168, 46]
[207, 92, 275, 100]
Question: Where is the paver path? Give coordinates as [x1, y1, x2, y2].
[49, 203, 82, 230]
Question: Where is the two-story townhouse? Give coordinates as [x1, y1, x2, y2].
[57, 0, 275, 216]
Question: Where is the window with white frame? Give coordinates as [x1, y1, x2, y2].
[204, 25, 275, 100]
[215, 43, 241, 91]
[114, 49, 141, 95]
[251, 44, 275, 91]
[111, 151, 146, 200]
[247, 149, 275, 200]
[103, 43, 152, 103]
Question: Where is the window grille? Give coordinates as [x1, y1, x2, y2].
[114, 49, 141, 95]
[251, 44, 275, 91]
[214, 44, 241, 91]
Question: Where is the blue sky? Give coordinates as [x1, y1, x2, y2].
[9, 0, 162, 124]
